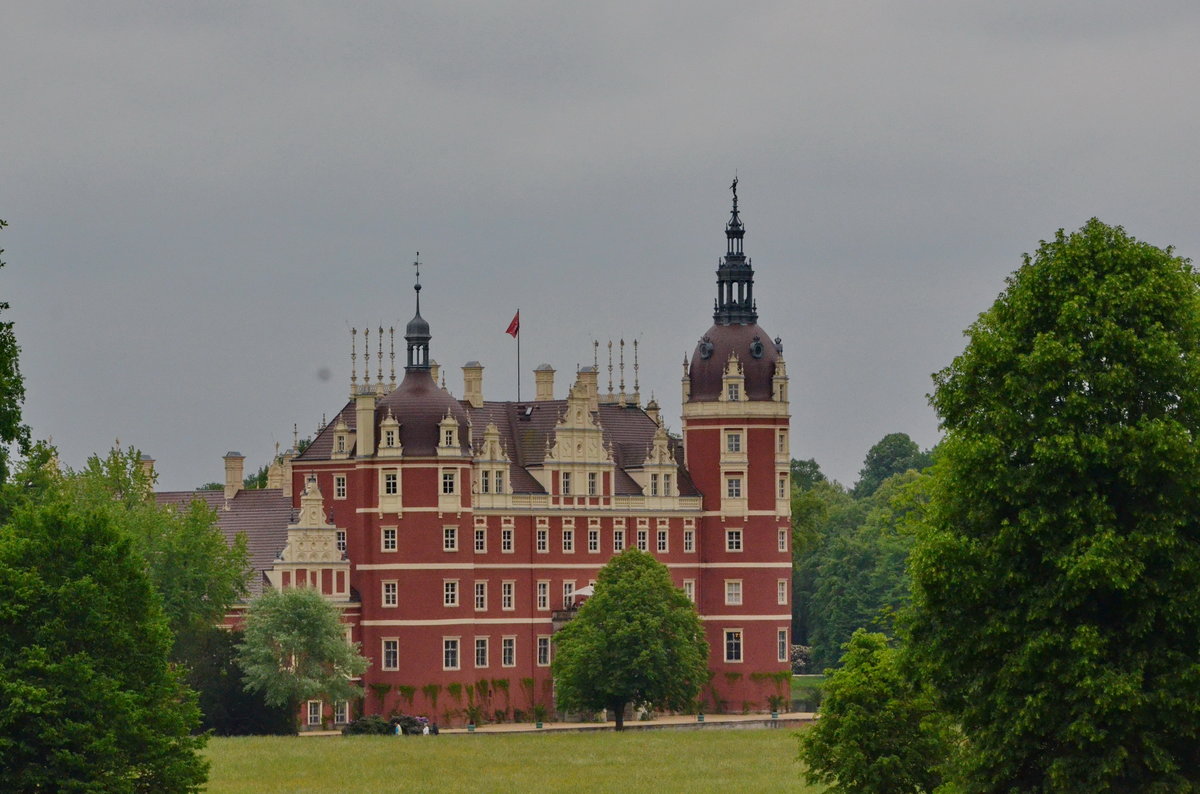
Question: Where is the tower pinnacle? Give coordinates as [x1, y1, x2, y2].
[713, 179, 756, 325]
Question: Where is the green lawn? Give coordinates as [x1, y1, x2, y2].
[204, 729, 819, 793]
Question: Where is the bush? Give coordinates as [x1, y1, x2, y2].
[342, 715, 393, 735]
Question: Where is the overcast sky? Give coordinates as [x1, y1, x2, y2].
[4, 1, 1200, 490]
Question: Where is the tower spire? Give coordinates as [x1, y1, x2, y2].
[405, 252, 432, 372]
[713, 177, 756, 325]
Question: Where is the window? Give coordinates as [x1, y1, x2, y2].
[384, 471, 397, 495]
[561, 472, 572, 495]
[778, 528, 788, 553]
[475, 637, 489, 668]
[382, 639, 399, 670]
[778, 474, 788, 499]
[725, 629, 743, 662]
[443, 526, 458, 552]
[334, 700, 349, 724]
[657, 529, 668, 553]
[683, 579, 696, 602]
[475, 527, 487, 553]
[382, 580, 398, 607]
[536, 528, 548, 553]
[650, 473, 659, 496]
[501, 580, 514, 610]
[475, 581, 487, 611]
[501, 636, 516, 667]
[481, 470, 490, 493]
[536, 636, 551, 666]
[637, 529, 648, 552]
[563, 580, 575, 608]
[443, 638, 460, 670]
[334, 475, 347, 499]
[683, 529, 695, 553]
[727, 382, 740, 401]
[613, 528, 625, 551]
[726, 529, 743, 552]
[562, 528, 574, 553]
[588, 472, 597, 495]
[337, 530, 347, 553]
[495, 471, 504, 493]
[381, 527, 397, 552]
[663, 474, 672, 495]
[778, 579, 789, 605]
[385, 428, 397, 447]
[778, 629, 789, 663]
[778, 430, 788, 454]
[588, 528, 599, 553]
[443, 580, 459, 607]
[444, 428, 454, 447]
[307, 700, 322, 726]
[442, 470, 456, 494]
[336, 436, 346, 453]
[536, 581, 549, 611]
[726, 432, 742, 453]
[725, 579, 743, 606]
[726, 477, 742, 498]
[501, 527, 514, 553]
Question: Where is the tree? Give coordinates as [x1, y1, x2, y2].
[237, 587, 368, 715]
[0, 497, 207, 791]
[0, 219, 30, 486]
[552, 548, 709, 730]
[798, 630, 952, 793]
[69, 447, 250, 644]
[908, 219, 1200, 790]
[852, 433, 930, 498]
[175, 626, 294, 736]
[790, 457, 828, 490]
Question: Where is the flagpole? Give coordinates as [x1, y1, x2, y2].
[516, 308, 521, 402]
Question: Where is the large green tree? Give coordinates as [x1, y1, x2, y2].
[0, 497, 207, 791]
[69, 447, 250, 644]
[0, 219, 30, 487]
[552, 548, 709, 730]
[908, 219, 1200, 790]
[852, 432, 931, 498]
[237, 587, 368, 714]
[799, 630, 952, 794]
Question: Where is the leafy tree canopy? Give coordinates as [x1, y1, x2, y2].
[852, 432, 931, 498]
[238, 586, 368, 710]
[552, 548, 709, 730]
[0, 496, 207, 791]
[0, 219, 30, 486]
[909, 219, 1200, 790]
[799, 630, 951, 794]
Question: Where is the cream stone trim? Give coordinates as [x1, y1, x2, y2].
[354, 561, 790, 571]
[682, 400, 789, 419]
[702, 614, 792, 621]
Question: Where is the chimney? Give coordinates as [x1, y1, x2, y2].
[463, 361, 484, 408]
[430, 360, 441, 386]
[534, 364, 556, 401]
[355, 389, 377, 458]
[139, 454, 155, 481]
[223, 452, 244, 501]
[576, 366, 599, 412]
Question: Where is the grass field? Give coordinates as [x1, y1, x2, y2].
[204, 728, 819, 793]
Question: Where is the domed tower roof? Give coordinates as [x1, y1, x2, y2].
[688, 179, 783, 402]
[376, 370, 470, 456]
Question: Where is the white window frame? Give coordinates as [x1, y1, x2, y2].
[381, 527, 397, 552]
[725, 629, 743, 663]
[637, 529, 648, 552]
[536, 580, 549, 611]
[307, 700, 322, 726]
[382, 638, 399, 671]
[334, 474, 347, 499]
[480, 470, 490, 494]
[683, 579, 696, 602]
[562, 528, 575, 553]
[726, 528, 743, 552]
[443, 579, 459, 607]
[725, 579, 743, 606]
[383, 471, 398, 496]
[778, 528, 788, 553]
[613, 528, 625, 552]
[475, 580, 487, 611]
[334, 700, 349, 724]
[536, 527, 548, 553]
[588, 472, 597, 495]
[382, 580, 398, 608]
[501, 527, 514, 553]
[778, 578, 788, 605]
[657, 528, 668, 553]
[536, 635, 551, 667]
[501, 580, 515, 611]
[588, 528, 600, 553]
[442, 470, 456, 494]
[475, 636, 489, 668]
[561, 472, 571, 495]
[726, 432, 742, 453]
[650, 473, 659, 496]
[336, 529, 347, 554]
[443, 637, 460, 670]
[443, 526, 458, 552]
[684, 528, 695, 553]
[778, 628, 789, 663]
[501, 636, 516, 667]
[563, 580, 575, 609]
[726, 477, 742, 499]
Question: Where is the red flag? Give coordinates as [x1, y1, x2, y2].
[505, 310, 520, 337]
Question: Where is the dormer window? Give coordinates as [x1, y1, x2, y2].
[481, 471, 490, 494]
[385, 429, 396, 447]
[562, 472, 572, 496]
[444, 429, 454, 447]
[494, 470, 504, 494]
[336, 436, 346, 453]
[727, 382, 740, 401]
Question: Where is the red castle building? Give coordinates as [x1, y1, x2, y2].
[160, 184, 792, 727]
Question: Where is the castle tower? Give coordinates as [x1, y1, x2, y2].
[683, 180, 792, 702]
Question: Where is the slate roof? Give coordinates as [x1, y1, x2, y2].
[155, 488, 295, 596]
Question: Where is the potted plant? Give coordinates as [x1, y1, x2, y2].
[531, 703, 548, 729]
